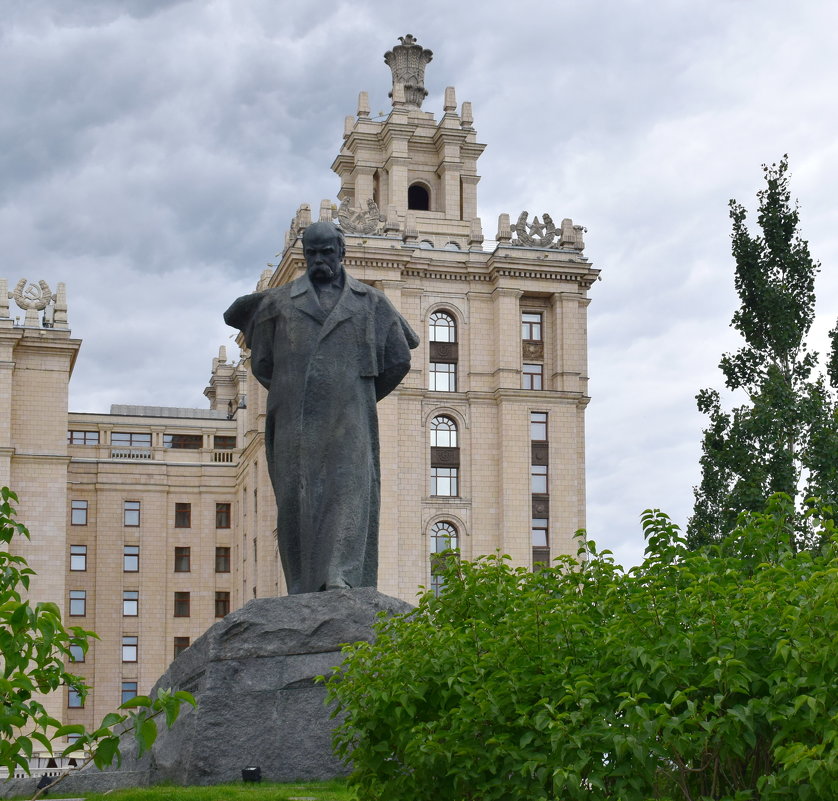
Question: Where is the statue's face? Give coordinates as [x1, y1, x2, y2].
[303, 225, 344, 284]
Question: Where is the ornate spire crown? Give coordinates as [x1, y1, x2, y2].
[384, 34, 433, 109]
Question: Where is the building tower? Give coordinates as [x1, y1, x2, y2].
[227, 34, 599, 601]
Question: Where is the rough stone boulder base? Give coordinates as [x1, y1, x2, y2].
[121, 588, 413, 785]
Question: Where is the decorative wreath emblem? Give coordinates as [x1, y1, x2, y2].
[513, 212, 557, 248]
[338, 197, 382, 235]
[10, 279, 54, 311]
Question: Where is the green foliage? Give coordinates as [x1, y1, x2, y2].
[0, 487, 195, 797]
[326, 498, 838, 800]
[689, 156, 838, 549]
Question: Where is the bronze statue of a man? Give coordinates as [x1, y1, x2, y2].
[224, 222, 419, 594]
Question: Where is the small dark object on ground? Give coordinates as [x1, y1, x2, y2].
[241, 766, 261, 783]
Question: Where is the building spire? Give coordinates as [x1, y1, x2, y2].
[383, 34, 433, 109]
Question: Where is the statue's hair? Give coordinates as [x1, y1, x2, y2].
[302, 221, 345, 253]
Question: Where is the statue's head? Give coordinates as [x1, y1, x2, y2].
[303, 222, 345, 284]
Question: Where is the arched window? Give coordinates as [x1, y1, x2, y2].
[408, 183, 430, 211]
[442, 241, 461, 251]
[430, 521, 459, 596]
[430, 416, 457, 447]
[418, 240, 434, 249]
[429, 311, 456, 343]
[430, 521, 458, 552]
[429, 311, 459, 392]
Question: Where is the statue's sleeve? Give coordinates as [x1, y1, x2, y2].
[224, 291, 274, 391]
[374, 297, 420, 401]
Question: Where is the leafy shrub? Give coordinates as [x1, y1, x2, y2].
[326, 495, 838, 800]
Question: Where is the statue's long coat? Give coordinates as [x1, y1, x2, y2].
[225, 272, 418, 594]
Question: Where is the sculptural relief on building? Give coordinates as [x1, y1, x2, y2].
[384, 34, 433, 109]
[5, 278, 68, 328]
[507, 212, 586, 252]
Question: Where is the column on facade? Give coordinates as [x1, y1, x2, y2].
[492, 287, 524, 391]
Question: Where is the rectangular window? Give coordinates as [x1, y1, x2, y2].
[530, 412, 548, 441]
[70, 544, 87, 571]
[163, 433, 202, 449]
[174, 592, 190, 618]
[70, 500, 88, 526]
[124, 501, 140, 527]
[68, 686, 84, 708]
[215, 546, 231, 573]
[173, 637, 190, 658]
[522, 363, 544, 390]
[214, 435, 236, 450]
[112, 432, 151, 447]
[68, 430, 99, 445]
[532, 516, 550, 572]
[215, 591, 230, 618]
[121, 681, 138, 705]
[174, 502, 191, 528]
[174, 546, 191, 572]
[522, 312, 543, 341]
[429, 362, 457, 392]
[216, 502, 231, 528]
[69, 644, 85, 662]
[431, 467, 459, 497]
[531, 464, 548, 495]
[69, 590, 86, 617]
[123, 545, 139, 572]
[123, 590, 139, 616]
[122, 636, 138, 663]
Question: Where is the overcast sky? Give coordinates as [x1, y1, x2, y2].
[4, 0, 837, 568]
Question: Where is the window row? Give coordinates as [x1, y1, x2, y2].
[71, 545, 231, 574]
[530, 411, 550, 572]
[426, 310, 548, 392]
[68, 431, 237, 449]
[69, 589, 231, 619]
[71, 501, 232, 528]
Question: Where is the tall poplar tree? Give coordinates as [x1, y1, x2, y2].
[687, 156, 838, 550]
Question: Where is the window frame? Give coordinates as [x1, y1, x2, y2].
[215, 546, 231, 573]
[521, 311, 544, 341]
[174, 502, 191, 529]
[522, 363, 544, 390]
[429, 311, 457, 343]
[121, 681, 138, 705]
[431, 466, 459, 497]
[429, 362, 457, 392]
[70, 500, 88, 526]
[70, 544, 87, 572]
[173, 637, 190, 658]
[68, 644, 85, 663]
[531, 464, 548, 495]
[68, 430, 99, 446]
[430, 416, 458, 447]
[530, 412, 548, 441]
[69, 590, 86, 617]
[123, 500, 140, 527]
[216, 503, 231, 528]
[123, 590, 139, 616]
[123, 545, 139, 572]
[67, 686, 84, 708]
[174, 546, 191, 573]
[215, 591, 231, 618]
[121, 636, 138, 663]
[163, 433, 203, 450]
[111, 432, 151, 447]
[173, 591, 191, 618]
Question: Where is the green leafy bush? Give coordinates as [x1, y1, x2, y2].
[326, 495, 838, 800]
